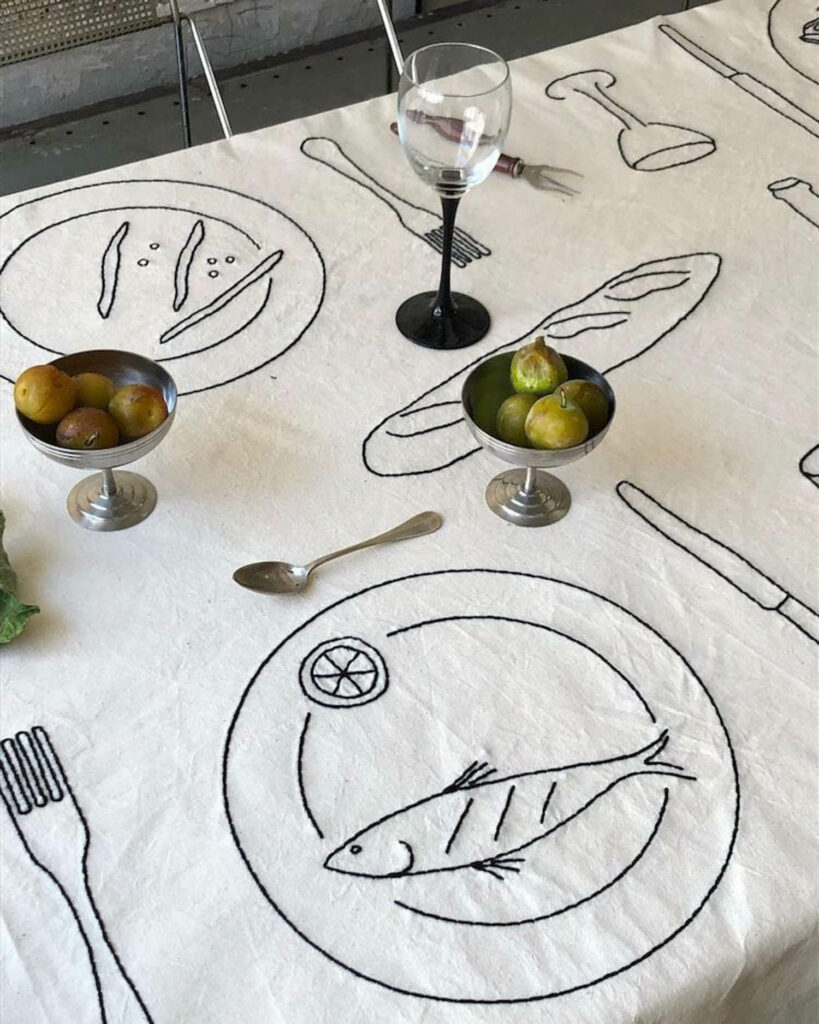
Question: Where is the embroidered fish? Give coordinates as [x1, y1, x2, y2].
[324, 731, 694, 880]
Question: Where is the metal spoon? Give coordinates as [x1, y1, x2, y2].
[232, 511, 443, 594]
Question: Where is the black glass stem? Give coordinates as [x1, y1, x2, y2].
[435, 195, 459, 316]
[395, 195, 490, 350]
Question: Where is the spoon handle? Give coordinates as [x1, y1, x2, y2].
[306, 511, 442, 572]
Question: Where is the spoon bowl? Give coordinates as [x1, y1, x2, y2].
[619, 122, 716, 171]
[233, 561, 310, 594]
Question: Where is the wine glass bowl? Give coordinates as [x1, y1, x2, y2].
[16, 350, 177, 531]
[395, 43, 512, 350]
[398, 45, 511, 196]
[461, 352, 615, 527]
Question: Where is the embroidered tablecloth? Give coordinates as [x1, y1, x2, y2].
[1, 0, 817, 1020]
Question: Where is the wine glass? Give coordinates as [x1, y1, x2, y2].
[396, 43, 511, 350]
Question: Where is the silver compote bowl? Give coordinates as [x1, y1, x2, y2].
[16, 350, 177, 531]
[461, 352, 615, 527]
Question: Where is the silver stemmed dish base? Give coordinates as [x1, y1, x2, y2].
[485, 467, 571, 527]
[462, 352, 616, 527]
[16, 350, 177, 532]
[68, 469, 157, 532]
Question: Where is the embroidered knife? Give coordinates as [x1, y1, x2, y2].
[659, 24, 819, 140]
[617, 481, 819, 645]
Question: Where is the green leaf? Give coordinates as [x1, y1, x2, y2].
[0, 590, 39, 645]
[0, 510, 17, 596]
[0, 509, 39, 644]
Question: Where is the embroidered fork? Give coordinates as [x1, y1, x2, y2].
[300, 136, 491, 268]
[0, 727, 153, 1023]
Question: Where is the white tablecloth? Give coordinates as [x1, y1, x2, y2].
[2, 0, 817, 1020]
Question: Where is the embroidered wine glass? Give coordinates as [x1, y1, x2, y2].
[396, 43, 511, 350]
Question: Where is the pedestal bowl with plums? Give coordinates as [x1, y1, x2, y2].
[14, 350, 177, 531]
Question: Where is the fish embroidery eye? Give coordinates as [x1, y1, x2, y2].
[350, 845, 362, 855]
[299, 637, 389, 709]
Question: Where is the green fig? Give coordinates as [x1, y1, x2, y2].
[496, 393, 537, 447]
[524, 390, 589, 450]
[510, 337, 568, 396]
[555, 379, 610, 434]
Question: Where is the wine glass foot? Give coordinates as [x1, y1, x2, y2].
[67, 470, 158, 531]
[396, 291, 490, 350]
[485, 468, 571, 527]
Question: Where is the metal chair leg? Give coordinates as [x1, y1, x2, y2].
[185, 15, 233, 139]
[375, 0, 405, 75]
[169, 0, 192, 148]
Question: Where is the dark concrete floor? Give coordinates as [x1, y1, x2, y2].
[0, 0, 710, 197]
